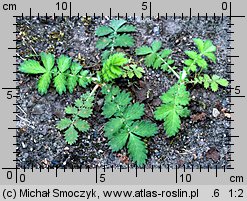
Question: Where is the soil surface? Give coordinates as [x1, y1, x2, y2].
[16, 16, 231, 169]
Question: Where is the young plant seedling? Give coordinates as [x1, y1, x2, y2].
[136, 38, 228, 137]
[101, 85, 157, 166]
[19, 52, 92, 95]
[19, 19, 229, 166]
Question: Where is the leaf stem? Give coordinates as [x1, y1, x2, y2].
[157, 55, 180, 79]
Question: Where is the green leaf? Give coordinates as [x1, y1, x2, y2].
[57, 118, 72, 130]
[19, 60, 46, 74]
[190, 64, 197, 72]
[114, 91, 132, 106]
[67, 75, 78, 93]
[110, 19, 126, 31]
[74, 119, 90, 132]
[203, 40, 216, 53]
[78, 107, 92, 118]
[78, 70, 90, 88]
[160, 49, 172, 58]
[64, 126, 78, 145]
[96, 37, 112, 49]
[132, 66, 144, 78]
[204, 52, 216, 63]
[102, 53, 128, 81]
[95, 25, 113, 36]
[108, 130, 128, 152]
[65, 106, 78, 114]
[37, 72, 52, 95]
[102, 102, 118, 118]
[163, 105, 181, 136]
[135, 46, 153, 55]
[40, 52, 55, 71]
[114, 34, 134, 47]
[123, 103, 144, 121]
[54, 73, 67, 95]
[211, 81, 218, 92]
[151, 40, 162, 52]
[145, 53, 157, 67]
[184, 59, 194, 66]
[153, 57, 162, 69]
[127, 134, 147, 166]
[75, 99, 83, 107]
[101, 50, 111, 62]
[104, 118, 123, 139]
[196, 58, 208, 69]
[193, 38, 204, 53]
[70, 62, 82, 75]
[185, 51, 198, 60]
[154, 83, 190, 137]
[57, 55, 71, 73]
[216, 78, 228, 87]
[130, 120, 157, 137]
[117, 25, 136, 32]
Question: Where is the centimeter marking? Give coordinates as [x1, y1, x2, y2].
[3, 2, 245, 184]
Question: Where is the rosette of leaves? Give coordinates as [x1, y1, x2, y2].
[154, 83, 190, 137]
[101, 85, 158, 166]
[19, 52, 92, 95]
[95, 19, 135, 50]
[101, 53, 129, 82]
[136, 40, 176, 73]
[56, 92, 94, 145]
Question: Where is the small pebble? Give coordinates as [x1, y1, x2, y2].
[212, 108, 220, 118]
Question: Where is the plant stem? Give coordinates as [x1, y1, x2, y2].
[157, 55, 180, 79]
[89, 84, 100, 97]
